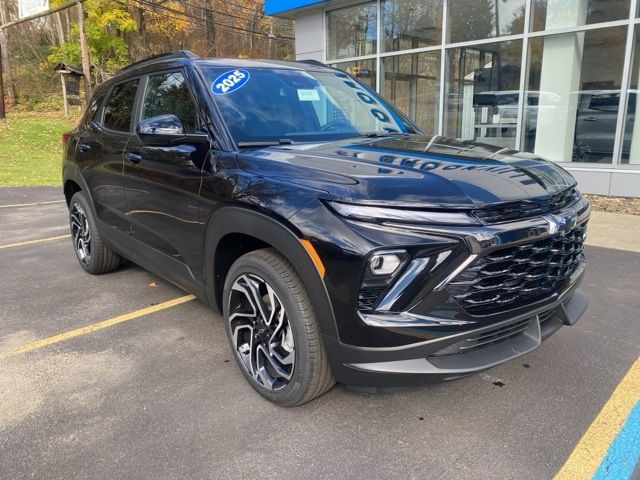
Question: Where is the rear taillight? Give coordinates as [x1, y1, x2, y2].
[62, 132, 71, 145]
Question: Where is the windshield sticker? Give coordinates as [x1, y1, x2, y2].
[297, 89, 320, 102]
[211, 69, 250, 95]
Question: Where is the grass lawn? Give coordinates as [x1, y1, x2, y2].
[0, 112, 78, 186]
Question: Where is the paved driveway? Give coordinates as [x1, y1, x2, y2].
[1, 186, 638, 480]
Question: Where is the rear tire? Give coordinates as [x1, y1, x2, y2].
[69, 191, 122, 275]
[223, 248, 335, 406]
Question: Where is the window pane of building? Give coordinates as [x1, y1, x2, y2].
[330, 59, 378, 90]
[621, 32, 640, 164]
[523, 27, 627, 164]
[381, 0, 442, 53]
[446, 0, 526, 43]
[444, 40, 522, 148]
[327, 3, 377, 60]
[381, 51, 441, 132]
[532, 0, 630, 32]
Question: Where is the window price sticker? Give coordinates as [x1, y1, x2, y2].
[297, 89, 321, 102]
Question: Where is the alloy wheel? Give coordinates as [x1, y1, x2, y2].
[228, 273, 295, 390]
[70, 202, 91, 264]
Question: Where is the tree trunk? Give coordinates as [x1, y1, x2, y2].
[54, 12, 65, 45]
[131, 6, 145, 60]
[64, 9, 71, 35]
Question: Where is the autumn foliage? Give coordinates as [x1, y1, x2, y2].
[1, 0, 294, 110]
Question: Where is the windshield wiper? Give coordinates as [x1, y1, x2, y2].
[237, 138, 295, 148]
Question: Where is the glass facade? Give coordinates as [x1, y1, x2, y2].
[325, 0, 640, 167]
[525, 27, 627, 163]
[622, 31, 640, 164]
[445, 40, 522, 147]
[327, 3, 377, 60]
[330, 59, 377, 90]
[382, 0, 442, 52]
[447, 0, 526, 43]
[531, 0, 630, 32]
[381, 51, 440, 132]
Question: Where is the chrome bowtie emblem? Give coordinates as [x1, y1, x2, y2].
[544, 213, 575, 234]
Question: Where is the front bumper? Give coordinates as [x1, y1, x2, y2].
[291, 193, 590, 385]
[324, 281, 588, 387]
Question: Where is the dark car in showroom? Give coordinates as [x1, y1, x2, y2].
[62, 51, 590, 406]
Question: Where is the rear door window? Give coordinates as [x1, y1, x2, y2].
[103, 79, 139, 132]
[141, 72, 197, 134]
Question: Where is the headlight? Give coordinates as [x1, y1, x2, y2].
[327, 201, 480, 226]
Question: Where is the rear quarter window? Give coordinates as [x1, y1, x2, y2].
[83, 95, 103, 126]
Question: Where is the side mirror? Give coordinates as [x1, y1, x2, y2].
[137, 114, 185, 146]
[137, 114, 210, 146]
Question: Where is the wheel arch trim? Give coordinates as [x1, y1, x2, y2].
[62, 164, 96, 215]
[204, 206, 339, 339]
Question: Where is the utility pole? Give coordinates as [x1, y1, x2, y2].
[0, 0, 15, 111]
[0, 49, 5, 119]
[268, 21, 275, 59]
[77, 0, 91, 98]
[0, 0, 85, 119]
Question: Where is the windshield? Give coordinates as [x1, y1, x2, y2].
[201, 66, 420, 145]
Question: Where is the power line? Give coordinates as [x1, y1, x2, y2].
[174, 0, 265, 26]
[159, 0, 294, 34]
[129, 0, 294, 39]
[176, 0, 294, 33]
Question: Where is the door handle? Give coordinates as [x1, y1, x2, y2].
[78, 143, 91, 152]
[583, 117, 597, 122]
[125, 151, 143, 164]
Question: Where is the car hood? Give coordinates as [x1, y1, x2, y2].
[237, 134, 577, 208]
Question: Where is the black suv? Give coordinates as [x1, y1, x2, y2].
[63, 51, 590, 406]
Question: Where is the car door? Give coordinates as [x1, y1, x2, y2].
[82, 78, 140, 233]
[122, 70, 206, 275]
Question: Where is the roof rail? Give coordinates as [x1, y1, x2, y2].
[116, 50, 200, 74]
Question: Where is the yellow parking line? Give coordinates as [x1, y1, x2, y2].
[554, 357, 640, 480]
[0, 294, 196, 360]
[0, 199, 65, 208]
[0, 234, 71, 250]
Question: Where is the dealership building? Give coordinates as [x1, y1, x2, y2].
[265, 0, 640, 197]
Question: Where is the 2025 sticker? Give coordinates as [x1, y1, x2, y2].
[211, 69, 250, 95]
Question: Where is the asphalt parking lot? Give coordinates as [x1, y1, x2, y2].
[1, 186, 639, 480]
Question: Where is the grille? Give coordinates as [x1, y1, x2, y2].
[447, 223, 586, 315]
[472, 188, 580, 224]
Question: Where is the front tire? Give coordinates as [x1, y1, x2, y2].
[223, 248, 335, 406]
[69, 192, 122, 275]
